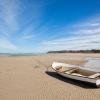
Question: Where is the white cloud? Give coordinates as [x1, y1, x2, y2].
[55, 14, 100, 37]
[0, 0, 47, 37]
[0, 37, 17, 50]
[0, 0, 19, 32]
[40, 15, 100, 52]
[77, 22, 100, 27]
[42, 28, 100, 46]
[41, 34, 100, 51]
[19, 22, 39, 40]
[74, 28, 100, 35]
[17, 0, 54, 41]
[21, 35, 35, 40]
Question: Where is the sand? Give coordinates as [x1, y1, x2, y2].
[0, 53, 100, 100]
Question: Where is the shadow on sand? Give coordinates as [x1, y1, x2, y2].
[45, 71, 97, 89]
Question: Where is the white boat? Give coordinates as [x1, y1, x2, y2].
[51, 62, 100, 87]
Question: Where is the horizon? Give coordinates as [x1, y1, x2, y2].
[0, 49, 100, 54]
[0, 0, 100, 53]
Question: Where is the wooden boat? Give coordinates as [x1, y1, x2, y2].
[51, 62, 100, 87]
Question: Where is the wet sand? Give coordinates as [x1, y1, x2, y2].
[0, 53, 100, 100]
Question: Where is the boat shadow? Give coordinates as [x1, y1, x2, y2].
[45, 71, 97, 89]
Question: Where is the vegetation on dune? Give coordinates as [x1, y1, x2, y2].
[47, 49, 100, 53]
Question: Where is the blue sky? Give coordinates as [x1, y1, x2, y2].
[0, 0, 100, 53]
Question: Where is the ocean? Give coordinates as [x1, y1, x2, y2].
[83, 57, 100, 72]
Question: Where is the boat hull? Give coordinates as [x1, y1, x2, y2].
[51, 62, 100, 87]
[57, 72, 98, 87]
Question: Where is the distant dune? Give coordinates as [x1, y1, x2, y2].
[48, 49, 100, 53]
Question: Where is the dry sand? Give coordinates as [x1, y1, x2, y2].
[0, 53, 100, 100]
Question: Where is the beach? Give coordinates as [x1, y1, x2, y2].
[0, 53, 100, 100]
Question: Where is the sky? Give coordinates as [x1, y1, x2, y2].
[0, 0, 100, 53]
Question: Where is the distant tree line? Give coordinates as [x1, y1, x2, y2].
[47, 49, 100, 53]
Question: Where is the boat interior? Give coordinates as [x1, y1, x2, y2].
[54, 66, 100, 79]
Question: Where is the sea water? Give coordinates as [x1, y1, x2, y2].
[83, 57, 100, 72]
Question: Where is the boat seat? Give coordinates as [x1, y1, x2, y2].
[71, 73, 86, 77]
[56, 66, 74, 72]
[65, 68, 87, 77]
[88, 73, 100, 78]
[64, 68, 79, 74]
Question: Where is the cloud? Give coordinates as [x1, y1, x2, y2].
[73, 28, 100, 35]
[52, 14, 100, 38]
[21, 35, 35, 40]
[0, 0, 48, 37]
[40, 14, 100, 52]
[41, 34, 100, 51]
[76, 22, 100, 27]
[0, 0, 56, 53]
[17, 0, 55, 41]
[0, 0, 19, 32]
[0, 37, 17, 50]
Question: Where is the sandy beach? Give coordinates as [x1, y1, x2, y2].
[0, 53, 100, 100]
